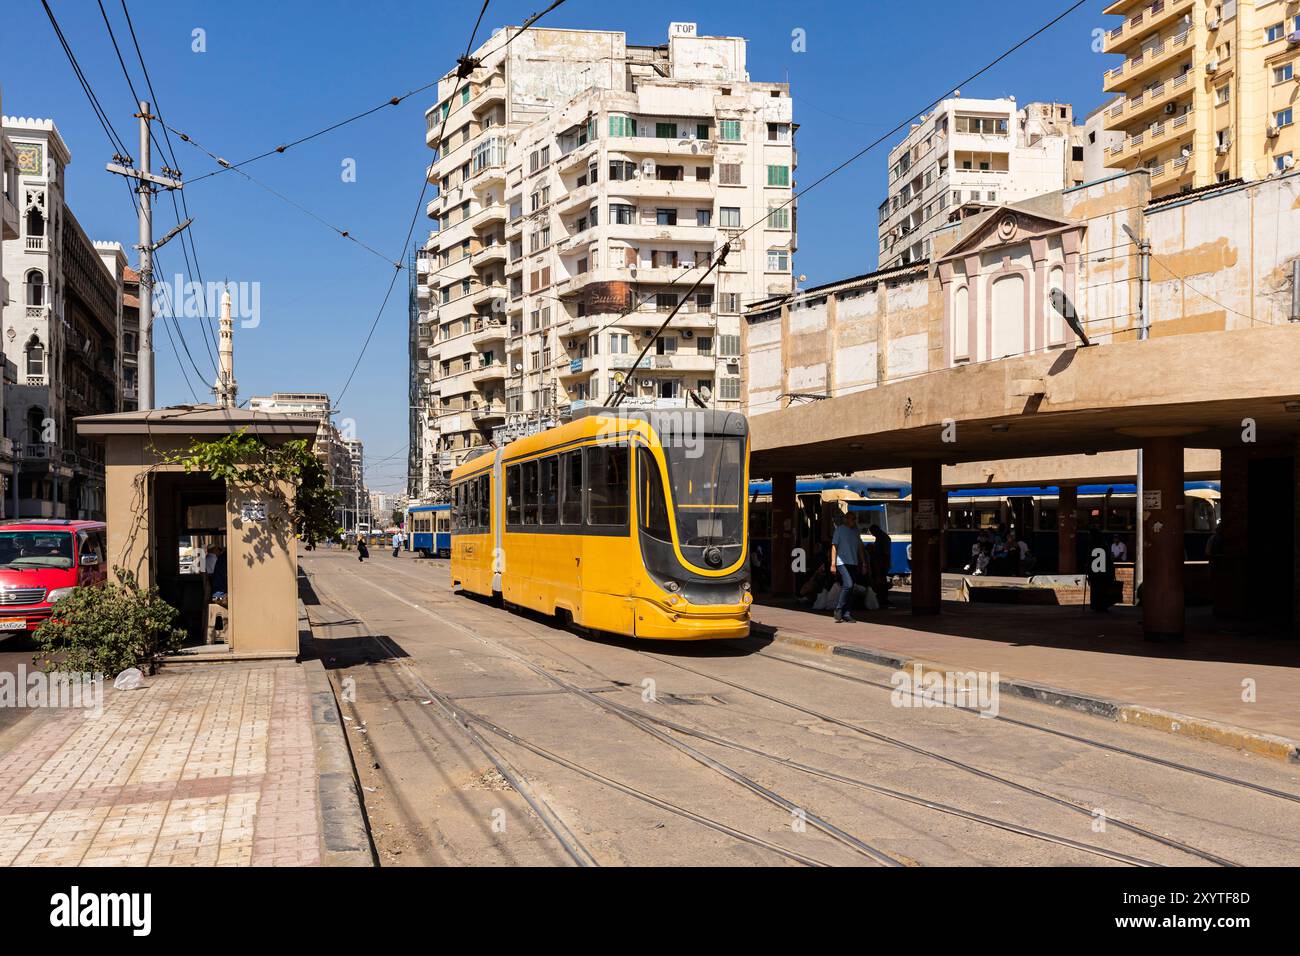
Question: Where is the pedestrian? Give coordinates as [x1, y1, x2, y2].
[357, 538, 370, 562]
[829, 511, 867, 624]
[391, 529, 404, 557]
[866, 523, 893, 607]
[1086, 530, 1114, 613]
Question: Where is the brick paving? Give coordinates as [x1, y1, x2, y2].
[0, 662, 320, 867]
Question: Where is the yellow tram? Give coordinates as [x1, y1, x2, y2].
[449, 407, 751, 640]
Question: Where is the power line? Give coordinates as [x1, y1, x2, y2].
[94, 0, 218, 385]
[573, 0, 1095, 351]
[338, 0, 572, 407]
[117, 0, 221, 372]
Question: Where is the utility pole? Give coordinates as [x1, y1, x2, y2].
[1123, 223, 1151, 594]
[106, 101, 187, 412]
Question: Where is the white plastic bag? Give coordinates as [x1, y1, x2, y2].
[113, 667, 144, 691]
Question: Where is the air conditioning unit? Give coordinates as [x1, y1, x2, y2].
[1207, 16, 1221, 30]
[640, 158, 656, 177]
[1207, 59, 1220, 74]
[1283, 155, 1297, 170]
[1164, 103, 1178, 115]
[1267, 124, 1281, 138]
[682, 329, 694, 339]
[1216, 142, 1230, 155]
[1288, 31, 1300, 46]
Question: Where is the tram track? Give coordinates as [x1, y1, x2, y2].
[308, 556, 1255, 866]
[383, 560, 1300, 853]
[376, 559, 1271, 867]
[316, 565, 907, 867]
[740, 650, 1300, 805]
[306, 566, 859, 866]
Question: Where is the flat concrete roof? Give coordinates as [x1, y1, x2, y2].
[76, 404, 321, 439]
[750, 325, 1300, 477]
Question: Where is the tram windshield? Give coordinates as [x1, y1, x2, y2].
[664, 436, 745, 547]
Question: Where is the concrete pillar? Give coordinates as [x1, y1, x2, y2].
[769, 472, 797, 598]
[911, 459, 944, 615]
[1294, 439, 1299, 637]
[1215, 446, 1249, 619]
[1141, 437, 1185, 641]
[1058, 484, 1078, 574]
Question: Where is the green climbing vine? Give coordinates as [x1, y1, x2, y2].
[160, 430, 342, 546]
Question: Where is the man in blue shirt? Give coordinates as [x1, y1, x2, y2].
[829, 511, 867, 623]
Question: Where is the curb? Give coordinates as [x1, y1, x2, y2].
[303, 659, 377, 866]
[749, 622, 1300, 763]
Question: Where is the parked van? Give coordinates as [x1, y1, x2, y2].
[0, 519, 108, 638]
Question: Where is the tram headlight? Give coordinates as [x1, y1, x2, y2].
[704, 546, 724, 568]
[665, 580, 681, 592]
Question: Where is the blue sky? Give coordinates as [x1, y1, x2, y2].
[3, 0, 1115, 492]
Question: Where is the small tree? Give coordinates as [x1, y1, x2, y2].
[161, 430, 342, 546]
[33, 570, 185, 675]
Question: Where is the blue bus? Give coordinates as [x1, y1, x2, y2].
[405, 503, 452, 557]
[748, 478, 915, 586]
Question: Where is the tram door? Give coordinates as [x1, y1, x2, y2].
[1007, 496, 1034, 539]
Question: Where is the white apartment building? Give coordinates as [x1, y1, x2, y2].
[2, 114, 124, 519]
[248, 392, 359, 532]
[877, 98, 1080, 269]
[413, 22, 796, 490]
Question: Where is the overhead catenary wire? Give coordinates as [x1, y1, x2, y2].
[335, 0, 571, 408]
[40, 0, 207, 399]
[117, 0, 221, 371]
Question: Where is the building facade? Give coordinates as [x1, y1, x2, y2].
[877, 98, 1082, 269]
[412, 22, 795, 494]
[1, 116, 123, 519]
[247, 392, 363, 535]
[1, 96, 20, 506]
[1101, 0, 1300, 198]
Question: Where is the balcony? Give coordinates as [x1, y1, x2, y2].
[604, 178, 716, 202]
[470, 284, 508, 309]
[611, 136, 718, 159]
[1103, 0, 1193, 55]
[470, 400, 507, 424]
[470, 360, 507, 384]
[470, 243, 507, 268]
[650, 353, 715, 373]
[470, 318, 509, 346]
[1104, 30, 1192, 93]
[560, 357, 590, 379]
[25, 235, 46, 253]
[555, 139, 599, 173]
[1105, 72, 1192, 130]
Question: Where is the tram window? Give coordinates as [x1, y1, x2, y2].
[885, 503, 911, 535]
[522, 460, 540, 524]
[466, 481, 479, 532]
[477, 474, 491, 528]
[1105, 501, 1136, 532]
[638, 448, 673, 541]
[586, 445, 629, 526]
[540, 457, 559, 525]
[506, 466, 521, 524]
[453, 486, 465, 530]
[560, 451, 583, 524]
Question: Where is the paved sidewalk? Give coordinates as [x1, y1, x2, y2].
[751, 599, 1300, 755]
[0, 661, 322, 866]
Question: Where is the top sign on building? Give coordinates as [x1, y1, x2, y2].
[669, 22, 698, 38]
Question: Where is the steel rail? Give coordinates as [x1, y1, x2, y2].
[644, 655, 1241, 868]
[308, 575, 599, 867]
[751, 649, 1300, 805]
[337, 570, 907, 867]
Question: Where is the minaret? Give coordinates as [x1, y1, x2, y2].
[214, 284, 238, 407]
